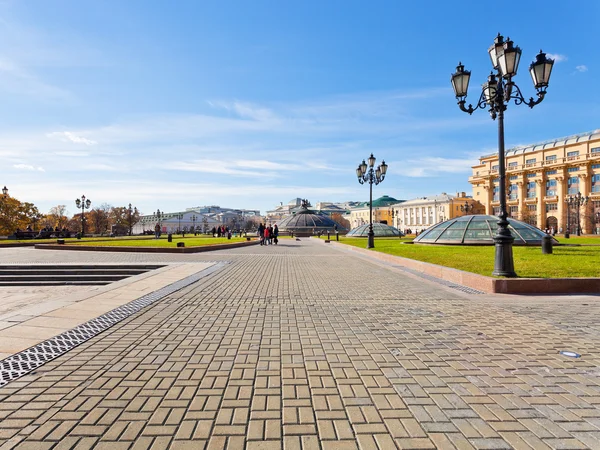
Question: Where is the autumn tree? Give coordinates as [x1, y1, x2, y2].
[89, 203, 112, 235]
[47, 205, 69, 229]
[331, 212, 351, 231]
[0, 197, 43, 235]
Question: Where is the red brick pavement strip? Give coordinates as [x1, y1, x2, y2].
[0, 240, 599, 449]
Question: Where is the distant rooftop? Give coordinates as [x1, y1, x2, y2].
[481, 129, 600, 159]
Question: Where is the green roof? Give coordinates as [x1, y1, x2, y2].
[370, 195, 399, 207]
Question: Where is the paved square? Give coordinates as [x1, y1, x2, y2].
[0, 240, 599, 449]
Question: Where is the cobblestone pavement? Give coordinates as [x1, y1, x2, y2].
[1, 240, 600, 449]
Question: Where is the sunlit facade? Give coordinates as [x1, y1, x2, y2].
[470, 130, 600, 234]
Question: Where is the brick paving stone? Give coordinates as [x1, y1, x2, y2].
[0, 242, 599, 448]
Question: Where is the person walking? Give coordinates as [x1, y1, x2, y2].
[264, 225, 271, 245]
[273, 224, 279, 245]
[258, 223, 265, 245]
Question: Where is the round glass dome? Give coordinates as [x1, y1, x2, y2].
[277, 210, 345, 235]
[347, 223, 403, 237]
[413, 215, 558, 246]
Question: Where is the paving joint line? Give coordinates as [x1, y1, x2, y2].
[0, 261, 228, 388]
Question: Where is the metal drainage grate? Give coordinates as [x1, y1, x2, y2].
[391, 265, 485, 295]
[0, 262, 226, 388]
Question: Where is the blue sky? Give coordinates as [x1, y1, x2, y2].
[1, 0, 598, 216]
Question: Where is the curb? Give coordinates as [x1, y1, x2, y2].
[326, 240, 600, 295]
[34, 240, 260, 253]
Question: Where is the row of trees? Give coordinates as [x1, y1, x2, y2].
[0, 195, 142, 236]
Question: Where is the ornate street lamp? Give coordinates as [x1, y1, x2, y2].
[356, 154, 388, 249]
[75, 195, 92, 236]
[1, 186, 7, 199]
[564, 192, 588, 238]
[192, 214, 197, 235]
[451, 34, 554, 277]
[127, 203, 137, 236]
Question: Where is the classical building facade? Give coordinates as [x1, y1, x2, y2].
[348, 195, 401, 229]
[390, 193, 483, 234]
[470, 130, 600, 234]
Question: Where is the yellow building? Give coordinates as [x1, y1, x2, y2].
[470, 130, 600, 234]
[390, 193, 483, 234]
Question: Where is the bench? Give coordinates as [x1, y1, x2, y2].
[11, 231, 38, 240]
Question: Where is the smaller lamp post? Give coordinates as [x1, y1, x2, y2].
[75, 195, 92, 236]
[155, 209, 162, 238]
[177, 213, 183, 234]
[356, 154, 388, 249]
[564, 193, 589, 238]
[127, 203, 137, 236]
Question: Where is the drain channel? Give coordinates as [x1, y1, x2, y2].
[0, 262, 226, 388]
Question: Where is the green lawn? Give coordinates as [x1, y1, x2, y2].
[67, 235, 253, 247]
[335, 236, 600, 278]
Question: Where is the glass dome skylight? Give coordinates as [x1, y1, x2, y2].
[413, 215, 558, 245]
[346, 223, 403, 237]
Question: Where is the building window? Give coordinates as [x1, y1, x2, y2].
[509, 175, 518, 180]
[592, 147, 600, 154]
[546, 179, 557, 197]
[527, 173, 536, 178]
[493, 207, 500, 215]
[509, 206, 518, 217]
[508, 162, 518, 168]
[545, 155, 557, 161]
[546, 170, 557, 175]
[567, 151, 579, 157]
[492, 165, 499, 171]
[567, 167, 579, 172]
[493, 178, 499, 183]
[526, 158, 536, 164]
[509, 184, 518, 200]
[527, 182, 536, 198]
[568, 176, 579, 195]
[546, 203, 558, 212]
[592, 174, 600, 193]
[528, 204, 537, 211]
[493, 186, 499, 202]
[592, 164, 600, 169]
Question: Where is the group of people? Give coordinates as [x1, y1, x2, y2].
[257, 223, 279, 245]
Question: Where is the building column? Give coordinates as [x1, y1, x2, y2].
[517, 181, 525, 220]
[556, 176, 566, 232]
[580, 173, 590, 234]
[483, 185, 493, 215]
[536, 178, 545, 229]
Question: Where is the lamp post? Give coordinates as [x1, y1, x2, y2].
[127, 203, 136, 236]
[356, 154, 388, 249]
[564, 192, 588, 237]
[177, 213, 183, 234]
[460, 201, 474, 216]
[75, 195, 92, 236]
[451, 34, 554, 277]
[192, 215, 197, 235]
[155, 209, 162, 238]
[202, 216, 208, 234]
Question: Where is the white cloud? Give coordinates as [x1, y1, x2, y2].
[392, 157, 478, 178]
[575, 65, 588, 73]
[547, 53, 567, 62]
[47, 131, 97, 145]
[13, 163, 44, 172]
[0, 56, 73, 100]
